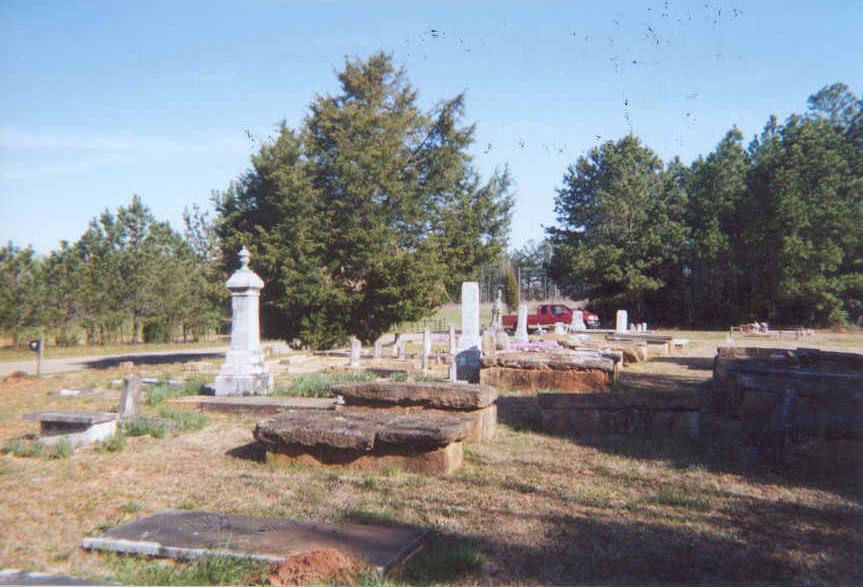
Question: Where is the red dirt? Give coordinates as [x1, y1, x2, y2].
[268, 548, 368, 586]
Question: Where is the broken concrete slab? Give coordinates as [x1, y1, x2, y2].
[82, 509, 429, 577]
[168, 395, 336, 416]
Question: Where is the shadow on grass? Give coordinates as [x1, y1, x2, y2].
[225, 441, 267, 463]
[85, 351, 224, 369]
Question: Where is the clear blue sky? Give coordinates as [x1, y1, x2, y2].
[2, 0, 861, 255]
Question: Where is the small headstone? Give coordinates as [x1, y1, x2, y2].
[448, 360, 457, 382]
[373, 338, 383, 360]
[570, 310, 586, 331]
[490, 288, 504, 330]
[397, 337, 407, 360]
[349, 337, 361, 368]
[119, 374, 142, 419]
[421, 328, 431, 372]
[457, 282, 481, 351]
[554, 322, 566, 335]
[615, 310, 628, 333]
[514, 304, 529, 343]
[642, 322, 647, 332]
[448, 324, 457, 355]
[392, 333, 401, 358]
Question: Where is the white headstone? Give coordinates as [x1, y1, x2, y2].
[397, 337, 407, 360]
[349, 336, 361, 368]
[373, 338, 383, 360]
[642, 322, 647, 332]
[392, 334, 401, 358]
[615, 310, 628, 334]
[514, 304, 529, 343]
[448, 324, 457, 355]
[214, 247, 274, 396]
[570, 310, 586, 331]
[554, 322, 566, 335]
[458, 282, 481, 351]
[422, 328, 431, 372]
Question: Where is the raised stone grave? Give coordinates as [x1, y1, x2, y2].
[254, 410, 473, 475]
[82, 509, 428, 577]
[712, 346, 863, 465]
[479, 350, 620, 394]
[23, 411, 117, 447]
[538, 391, 701, 438]
[332, 381, 497, 442]
[168, 395, 336, 416]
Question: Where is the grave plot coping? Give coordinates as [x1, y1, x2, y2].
[23, 411, 117, 425]
[333, 381, 497, 410]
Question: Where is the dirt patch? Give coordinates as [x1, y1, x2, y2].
[268, 548, 367, 586]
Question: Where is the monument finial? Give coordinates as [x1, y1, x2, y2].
[239, 246, 251, 269]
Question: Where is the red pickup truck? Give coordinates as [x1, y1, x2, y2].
[501, 304, 600, 331]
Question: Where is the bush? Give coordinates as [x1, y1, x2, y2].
[100, 432, 126, 453]
[49, 439, 74, 459]
[3, 438, 44, 458]
[387, 372, 408, 382]
[145, 379, 206, 407]
[158, 407, 208, 433]
[275, 371, 376, 398]
[124, 418, 167, 438]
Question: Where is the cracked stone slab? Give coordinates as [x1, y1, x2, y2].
[333, 381, 497, 409]
[81, 510, 428, 576]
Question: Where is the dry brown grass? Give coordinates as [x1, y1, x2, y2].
[0, 333, 861, 585]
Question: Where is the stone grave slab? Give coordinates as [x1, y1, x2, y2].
[168, 395, 336, 416]
[254, 410, 473, 475]
[0, 569, 109, 586]
[333, 381, 498, 442]
[23, 411, 117, 447]
[82, 509, 429, 577]
[479, 350, 620, 394]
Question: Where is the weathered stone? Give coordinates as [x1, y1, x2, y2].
[350, 337, 361, 368]
[458, 282, 481, 352]
[334, 381, 497, 409]
[23, 411, 118, 447]
[448, 324, 457, 355]
[495, 330, 511, 351]
[481, 367, 611, 394]
[168, 395, 336, 415]
[119, 373, 142, 419]
[214, 247, 273, 396]
[267, 441, 463, 476]
[373, 338, 383, 360]
[421, 328, 431, 372]
[481, 351, 616, 373]
[514, 304, 529, 343]
[82, 509, 429, 576]
[615, 309, 628, 333]
[537, 390, 701, 411]
[254, 410, 473, 452]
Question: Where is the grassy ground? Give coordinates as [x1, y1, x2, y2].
[0, 339, 230, 363]
[0, 334, 861, 585]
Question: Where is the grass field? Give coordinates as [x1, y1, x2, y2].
[1, 331, 861, 584]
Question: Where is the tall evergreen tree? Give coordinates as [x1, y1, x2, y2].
[216, 52, 513, 347]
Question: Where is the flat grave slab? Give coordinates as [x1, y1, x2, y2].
[0, 569, 109, 586]
[168, 395, 336, 415]
[82, 509, 428, 576]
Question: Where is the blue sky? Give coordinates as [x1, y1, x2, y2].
[2, 0, 861, 255]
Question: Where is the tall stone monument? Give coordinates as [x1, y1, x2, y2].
[214, 247, 273, 396]
[570, 310, 586, 331]
[514, 304, 529, 343]
[615, 310, 628, 334]
[456, 281, 481, 382]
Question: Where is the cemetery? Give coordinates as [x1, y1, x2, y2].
[2, 14, 862, 583]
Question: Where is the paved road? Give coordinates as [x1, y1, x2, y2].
[0, 347, 230, 378]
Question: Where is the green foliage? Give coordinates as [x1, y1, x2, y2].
[3, 438, 45, 458]
[413, 374, 447, 382]
[501, 263, 520, 310]
[145, 379, 205, 406]
[549, 83, 863, 327]
[652, 484, 710, 511]
[124, 418, 167, 438]
[0, 243, 42, 347]
[387, 371, 409, 382]
[157, 407, 208, 433]
[336, 507, 399, 526]
[216, 52, 513, 348]
[275, 370, 376, 398]
[100, 431, 126, 453]
[49, 439, 74, 459]
[107, 554, 268, 586]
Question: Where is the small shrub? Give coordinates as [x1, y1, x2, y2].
[414, 374, 446, 382]
[158, 407, 208, 433]
[124, 418, 167, 438]
[100, 431, 126, 452]
[50, 439, 74, 459]
[276, 371, 376, 398]
[387, 372, 409, 382]
[3, 438, 44, 458]
[145, 379, 205, 407]
[120, 502, 143, 514]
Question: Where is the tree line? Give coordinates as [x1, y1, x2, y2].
[548, 83, 862, 328]
[1, 53, 859, 349]
[0, 197, 224, 347]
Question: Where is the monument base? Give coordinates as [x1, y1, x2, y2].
[213, 372, 273, 396]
